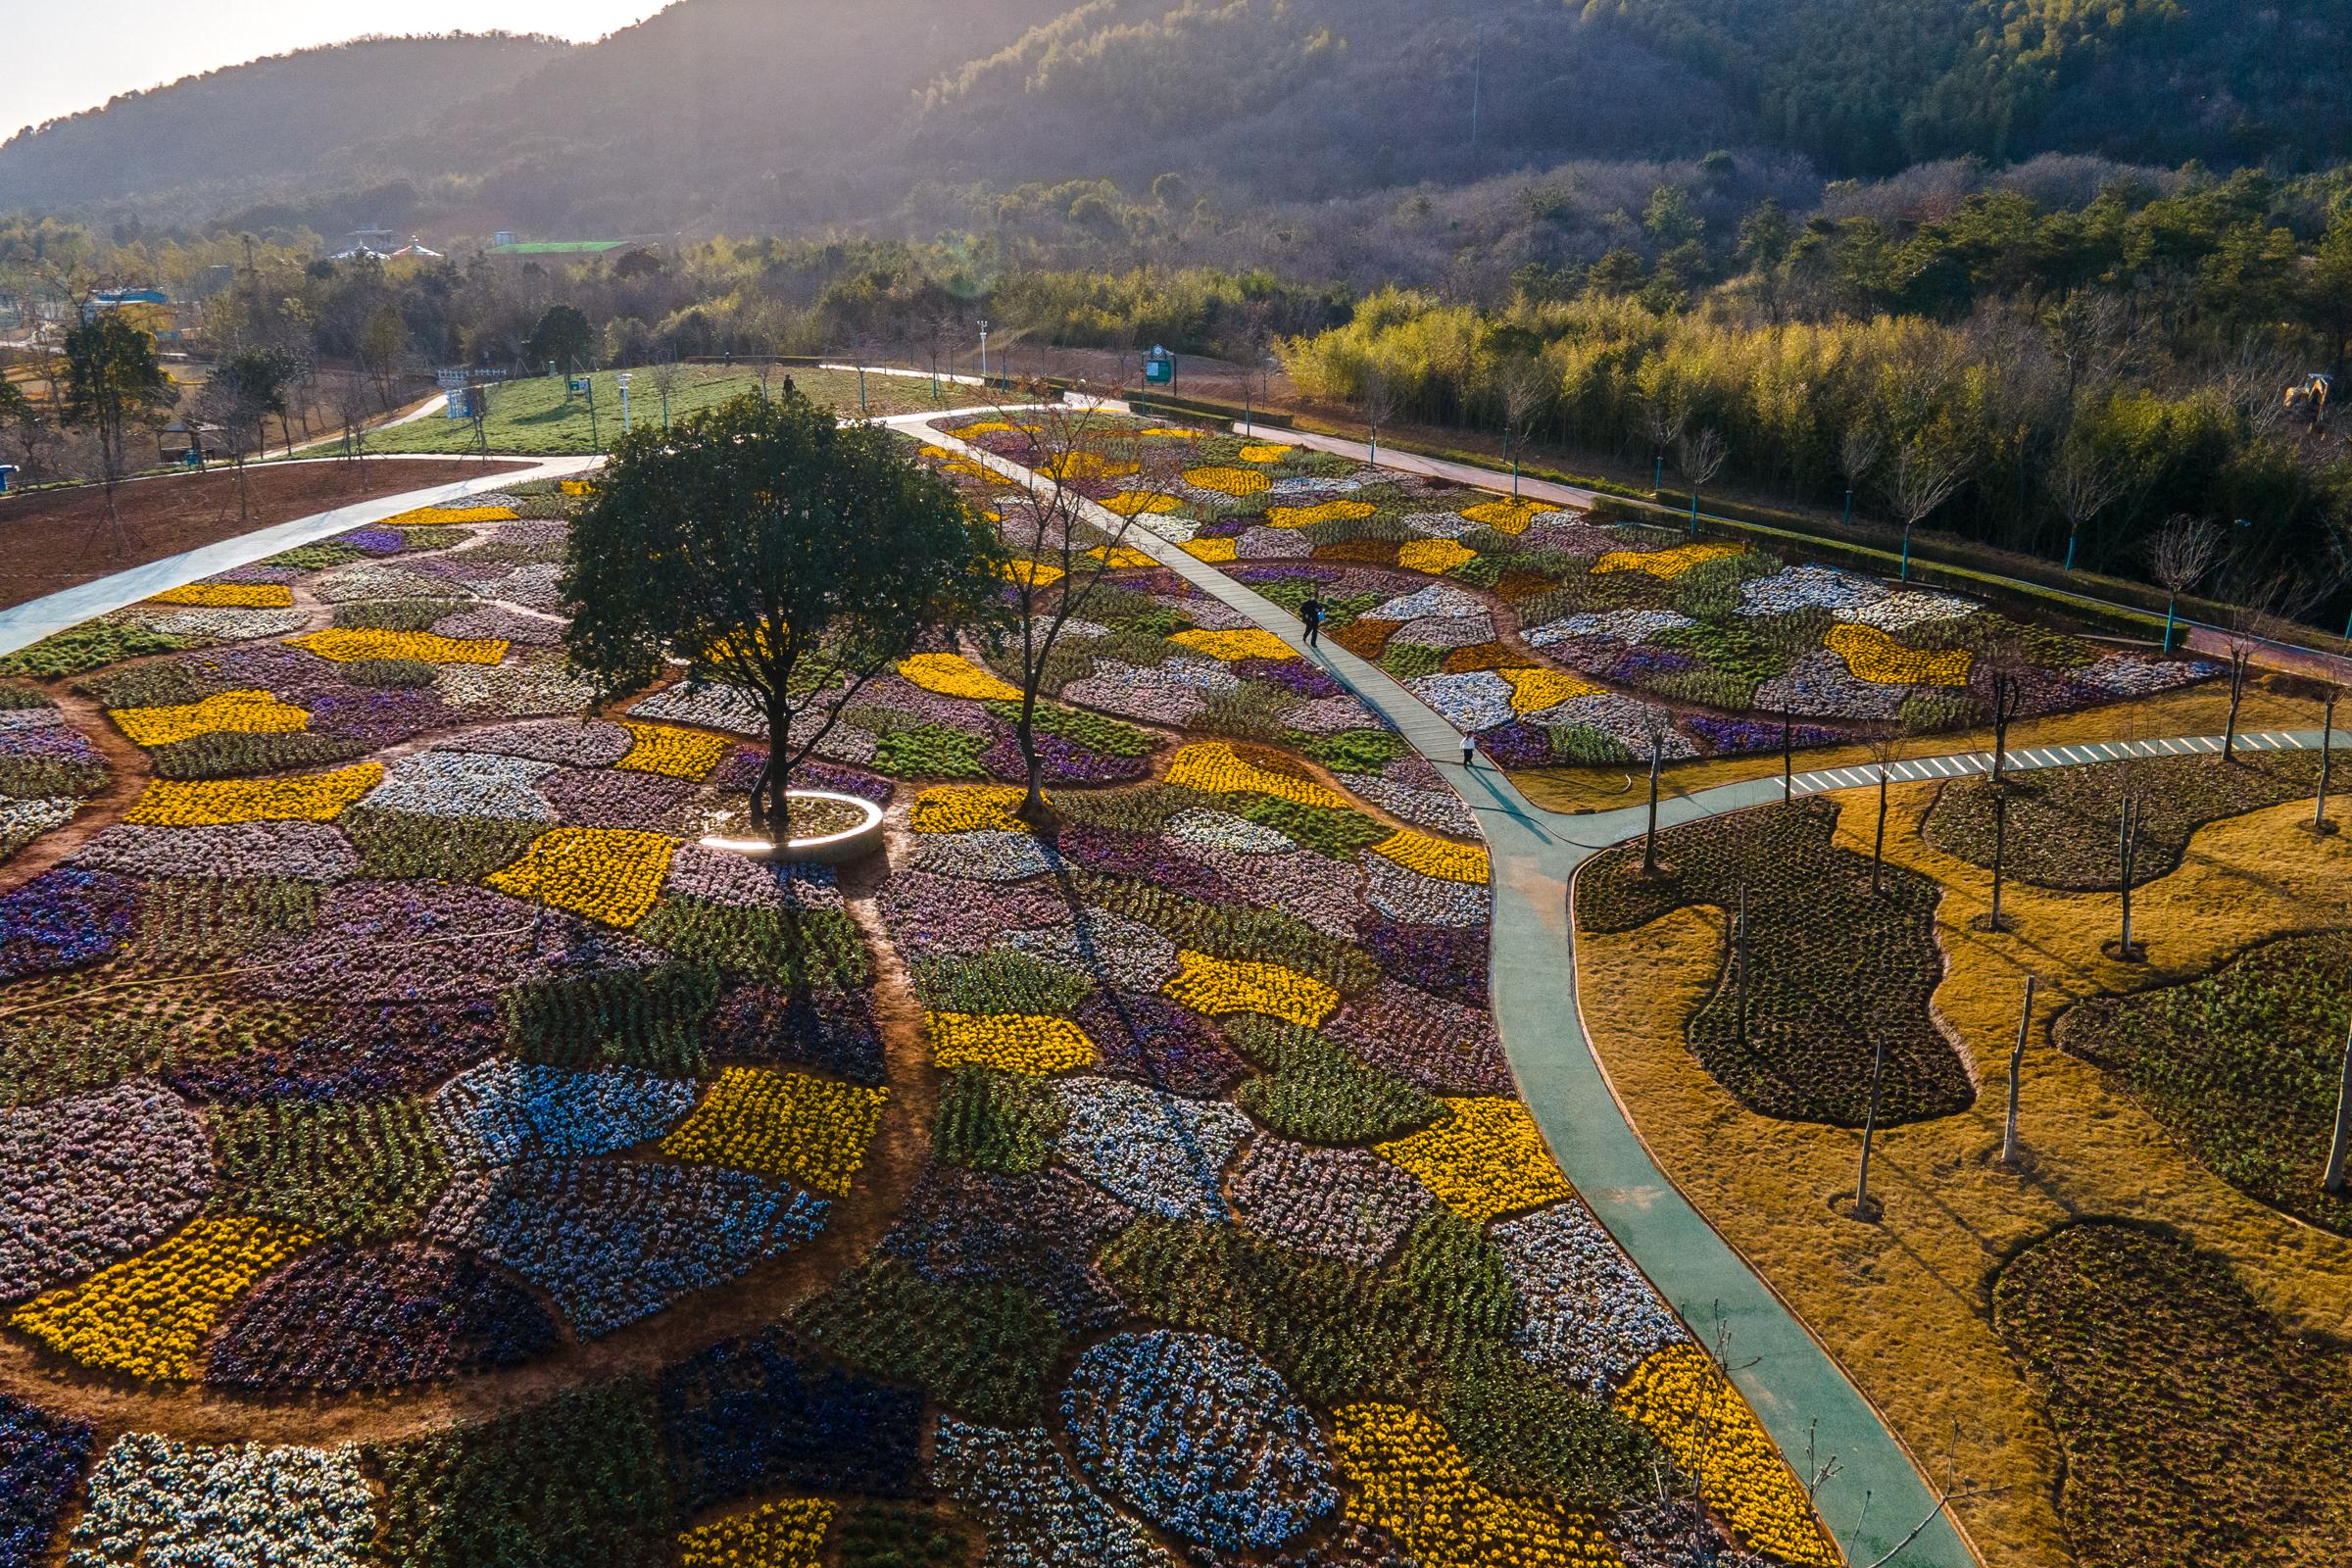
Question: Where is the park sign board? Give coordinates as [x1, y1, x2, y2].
[1144, 347, 1176, 386]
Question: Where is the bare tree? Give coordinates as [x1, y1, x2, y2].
[1865, 713, 1912, 896]
[2046, 438, 2127, 572]
[1853, 1019, 1889, 1222]
[2038, 291, 2128, 405]
[644, 360, 688, 429]
[2216, 570, 2316, 762]
[1639, 704, 1676, 877]
[325, 370, 378, 492]
[2144, 514, 2221, 655]
[2000, 975, 2037, 1167]
[2214, 333, 2303, 439]
[1497, 356, 1552, 499]
[973, 398, 1184, 819]
[1882, 435, 1969, 582]
[2115, 792, 2146, 960]
[1357, 368, 1398, 466]
[1642, 384, 1690, 493]
[1838, 421, 1882, 529]
[191, 377, 263, 523]
[1676, 427, 1727, 537]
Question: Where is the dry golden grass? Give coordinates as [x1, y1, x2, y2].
[1520, 675, 2324, 814]
[1575, 776, 2352, 1568]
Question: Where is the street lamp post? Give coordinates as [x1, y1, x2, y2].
[617, 371, 632, 436]
[979, 320, 990, 387]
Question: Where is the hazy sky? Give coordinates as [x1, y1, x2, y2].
[2, 1, 675, 142]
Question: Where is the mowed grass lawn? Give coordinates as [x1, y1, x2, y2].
[363, 366, 987, 456]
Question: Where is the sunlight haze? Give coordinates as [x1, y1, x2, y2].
[1, 0, 673, 141]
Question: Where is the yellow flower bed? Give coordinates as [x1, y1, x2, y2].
[1374, 1099, 1573, 1225]
[561, 479, 597, 496]
[1168, 627, 1296, 662]
[123, 763, 383, 827]
[910, 784, 1033, 835]
[11, 1216, 318, 1382]
[1240, 443, 1297, 464]
[953, 420, 1022, 438]
[1334, 1404, 1619, 1568]
[1163, 950, 1340, 1029]
[145, 583, 294, 610]
[677, 1497, 836, 1568]
[382, 505, 518, 527]
[1592, 542, 1742, 580]
[1823, 622, 1974, 687]
[1004, 560, 1067, 590]
[1501, 666, 1604, 713]
[1100, 492, 1182, 519]
[112, 690, 311, 749]
[1141, 426, 1203, 439]
[1614, 1346, 1841, 1566]
[1459, 499, 1547, 536]
[1373, 830, 1490, 885]
[929, 1012, 1098, 1075]
[1180, 537, 1240, 564]
[1397, 539, 1478, 575]
[1266, 499, 1377, 530]
[289, 627, 509, 665]
[485, 827, 676, 927]
[1089, 545, 1159, 566]
[661, 1067, 888, 1199]
[1166, 743, 1348, 809]
[1185, 466, 1272, 498]
[1042, 451, 1138, 482]
[617, 721, 731, 781]
[897, 653, 1023, 703]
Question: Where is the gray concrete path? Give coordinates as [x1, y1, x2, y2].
[928, 419, 1977, 1567]
[0, 456, 600, 660]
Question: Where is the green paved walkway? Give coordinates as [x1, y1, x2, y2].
[932, 418, 1980, 1567]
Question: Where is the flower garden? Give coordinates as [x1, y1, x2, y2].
[0, 456, 1843, 1566]
[935, 416, 2217, 769]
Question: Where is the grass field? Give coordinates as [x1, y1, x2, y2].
[361, 368, 988, 457]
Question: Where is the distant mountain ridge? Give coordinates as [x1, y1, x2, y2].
[3, 0, 2348, 233]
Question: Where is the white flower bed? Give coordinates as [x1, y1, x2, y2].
[310, 564, 457, 604]
[112, 607, 311, 641]
[1408, 671, 1516, 734]
[450, 719, 635, 768]
[913, 829, 1067, 882]
[1167, 809, 1297, 857]
[72, 822, 358, 881]
[1349, 773, 1481, 839]
[1060, 665, 1207, 728]
[1371, 583, 1488, 622]
[1364, 857, 1490, 929]
[67, 1435, 375, 1568]
[1527, 694, 1700, 758]
[2075, 652, 2217, 695]
[629, 682, 767, 738]
[1054, 1076, 1250, 1222]
[1492, 1201, 1690, 1396]
[1394, 612, 1494, 650]
[1751, 649, 1909, 719]
[362, 751, 559, 821]
[1737, 564, 1883, 617]
[435, 661, 599, 717]
[1838, 589, 1978, 633]
[1523, 609, 1693, 648]
[934, 1417, 1178, 1568]
[0, 796, 76, 854]
[1397, 511, 1476, 539]
[1280, 695, 1378, 736]
[1011, 908, 1180, 993]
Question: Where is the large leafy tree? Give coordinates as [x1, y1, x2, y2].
[60, 310, 171, 534]
[526, 304, 596, 374]
[564, 391, 1007, 837]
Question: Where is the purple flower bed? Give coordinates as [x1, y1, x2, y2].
[448, 719, 633, 768]
[705, 984, 887, 1086]
[883, 1165, 1132, 1332]
[1054, 1077, 1250, 1222]
[1054, 827, 1238, 905]
[880, 870, 1070, 959]
[539, 767, 695, 833]
[708, 747, 896, 807]
[0, 1392, 93, 1568]
[248, 883, 658, 1006]
[203, 1241, 561, 1392]
[1475, 721, 1560, 770]
[1227, 564, 1341, 586]
[660, 1326, 926, 1510]
[0, 870, 139, 981]
[1326, 978, 1514, 1096]
[306, 686, 467, 749]
[0, 1081, 213, 1304]
[1239, 658, 1341, 698]
[1073, 992, 1249, 1097]
[982, 723, 1152, 788]
[341, 527, 408, 556]
[169, 999, 505, 1104]
[1605, 645, 1704, 682]
[4, 721, 101, 763]
[1227, 1139, 1435, 1267]
[1684, 713, 1847, 757]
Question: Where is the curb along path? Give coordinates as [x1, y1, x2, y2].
[925, 419, 1978, 1568]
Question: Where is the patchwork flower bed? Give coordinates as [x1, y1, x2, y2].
[0, 687, 108, 862]
[938, 413, 2216, 769]
[0, 463, 1833, 1568]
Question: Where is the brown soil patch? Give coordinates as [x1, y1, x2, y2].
[0, 459, 531, 611]
[1573, 783, 2352, 1568]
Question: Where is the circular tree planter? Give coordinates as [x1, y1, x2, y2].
[700, 790, 884, 866]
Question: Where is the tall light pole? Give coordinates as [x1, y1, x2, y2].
[617, 371, 632, 436]
[978, 319, 990, 386]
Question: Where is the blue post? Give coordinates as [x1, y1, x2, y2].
[1900, 526, 1913, 583]
[1654, 455, 1664, 491]
[2066, 531, 2078, 572]
[1842, 488, 1852, 528]
[2163, 600, 2178, 653]
[1690, 494, 1699, 537]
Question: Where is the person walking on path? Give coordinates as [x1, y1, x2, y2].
[1300, 592, 1325, 651]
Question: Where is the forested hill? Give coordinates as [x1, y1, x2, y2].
[0, 35, 568, 212]
[5, 0, 2352, 232]
[1587, 0, 2352, 175]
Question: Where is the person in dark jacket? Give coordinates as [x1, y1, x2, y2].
[1300, 593, 1325, 650]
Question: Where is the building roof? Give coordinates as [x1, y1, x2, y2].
[487, 240, 627, 257]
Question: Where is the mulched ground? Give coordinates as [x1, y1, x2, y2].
[0, 458, 531, 612]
